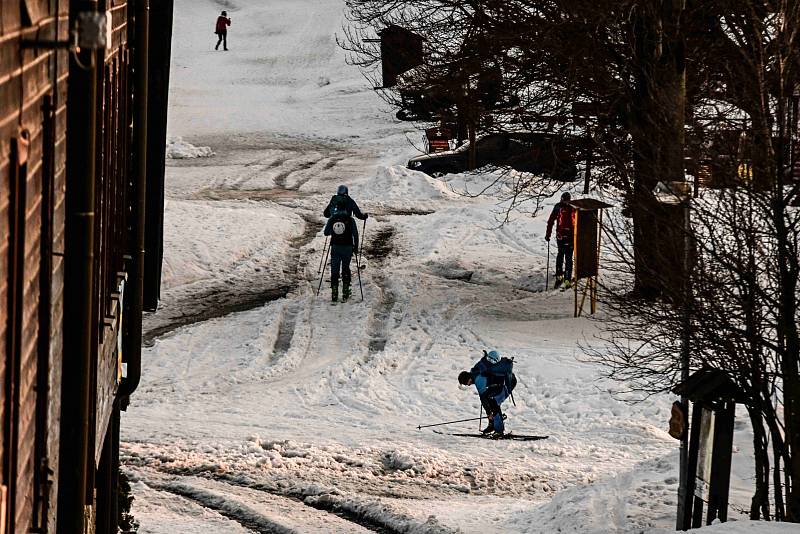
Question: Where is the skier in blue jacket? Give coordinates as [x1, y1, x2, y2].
[458, 350, 517, 435]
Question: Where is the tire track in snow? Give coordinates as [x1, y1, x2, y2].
[364, 225, 398, 354]
[198, 476, 396, 534]
[134, 466, 456, 534]
[273, 158, 317, 189]
[272, 214, 324, 356]
[290, 155, 347, 191]
[144, 480, 298, 534]
[272, 302, 299, 357]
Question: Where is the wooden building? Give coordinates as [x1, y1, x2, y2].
[0, 1, 171, 532]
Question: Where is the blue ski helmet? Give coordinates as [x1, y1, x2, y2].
[485, 350, 501, 364]
[337, 184, 349, 195]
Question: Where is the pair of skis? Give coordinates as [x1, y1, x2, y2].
[432, 429, 548, 441]
[419, 417, 548, 442]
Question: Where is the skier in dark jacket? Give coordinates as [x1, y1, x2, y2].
[458, 350, 517, 435]
[323, 210, 359, 302]
[323, 185, 368, 221]
[215, 11, 231, 51]
[545, 192, 575, 289]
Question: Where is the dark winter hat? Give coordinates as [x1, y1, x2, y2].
[458, 371, 471, 385]
[337, 184, 349, 195]
[561, 192, 571, 201]
[221, 10, 227, 15]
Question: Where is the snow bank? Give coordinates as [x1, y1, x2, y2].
[360, 165, 461, 202]
[166, 137, 215, 159]
[159, 199, 300, 291]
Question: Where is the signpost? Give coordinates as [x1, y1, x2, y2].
[570, 198, 613, 317]
[672, 370, 747, 530]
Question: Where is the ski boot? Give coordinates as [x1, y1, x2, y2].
[331, 283, 339, 302]
[553, 275, 563, 289]
[482, 413, 506, 434]
[563, 278, 573, 290]
[342, 282, 351, 302]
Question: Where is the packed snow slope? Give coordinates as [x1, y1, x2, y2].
[122, 0, 775, 532]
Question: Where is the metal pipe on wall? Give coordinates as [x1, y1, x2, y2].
[143, 0, 174, 312]
[57, 3, 99, 532]
[119, 0, 149, 402]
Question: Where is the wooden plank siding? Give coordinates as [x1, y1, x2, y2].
[0, 1, 70, 531]
[0, 0, 161, 531]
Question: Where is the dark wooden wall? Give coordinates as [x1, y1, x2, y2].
[0, 0, 164, 532]
[0, 1, 69, 532]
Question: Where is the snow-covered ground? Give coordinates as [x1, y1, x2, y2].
[122, 0, 786, 533]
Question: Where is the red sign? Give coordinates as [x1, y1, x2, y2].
[426, 127, 452, 154]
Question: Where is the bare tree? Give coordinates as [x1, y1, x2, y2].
[343, 0, 800, 521]
[591, 2, 800, 521]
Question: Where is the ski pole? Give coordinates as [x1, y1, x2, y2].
[479, 405, 483, 431]
[545, 239, 551, 290]
[417, 417, 486, 430]
[356, 251, 364, 301]
[356, 218, 367, 301]
[316, 242, 331, 296]
[317, 235, 329, 275]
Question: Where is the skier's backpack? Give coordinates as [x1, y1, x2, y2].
[486, 357, 515, 392]
[328, 194, 350, 218]
[556, 203, 575, 237]
[500, 358, 516, 393]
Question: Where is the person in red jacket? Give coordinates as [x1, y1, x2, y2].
[215, 11, 231, 51]
[545, 192, 576, 289]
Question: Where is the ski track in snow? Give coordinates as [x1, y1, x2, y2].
[122, 0, 765, 532]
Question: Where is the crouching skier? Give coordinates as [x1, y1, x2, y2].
[323, 209, 358, 303]
[458, 350, 517, 436]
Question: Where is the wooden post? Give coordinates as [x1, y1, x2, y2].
[593, 210, 603, 314]
[680, 403, 702, 530]
[574, 277, 579, 318]
[707, 401, 735, 524]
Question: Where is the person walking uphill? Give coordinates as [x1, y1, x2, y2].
[322, 185, 368, 302]
[215, 11, 231, 51]
[545, 192, 576, 289]
[458, 350, 517, 436]
[323, 186, 367, 302]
